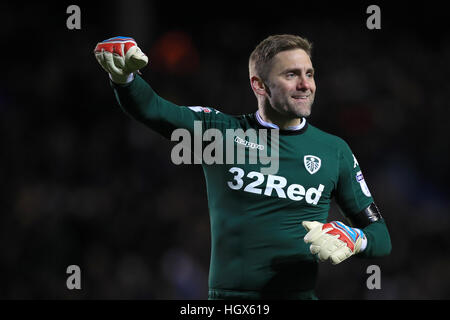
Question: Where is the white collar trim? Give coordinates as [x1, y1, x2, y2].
[255, 111, 306, 130]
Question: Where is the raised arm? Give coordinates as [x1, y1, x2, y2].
[94, 36, 215, 138]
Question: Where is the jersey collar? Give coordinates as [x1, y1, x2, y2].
[254, 111, 308, 135]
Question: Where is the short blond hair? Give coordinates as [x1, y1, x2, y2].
[249, 34, 313, 81]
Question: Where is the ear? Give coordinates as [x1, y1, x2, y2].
[250, 76, 267, 97]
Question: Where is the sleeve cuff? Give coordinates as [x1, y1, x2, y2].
[360, 235, 368, 252]
[109, 73, 135, 84]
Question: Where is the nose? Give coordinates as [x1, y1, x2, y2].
[297, 75, 312, 91]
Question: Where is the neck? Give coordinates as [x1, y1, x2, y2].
[256, 110, 305, 130]
[257, 106, 302, 130]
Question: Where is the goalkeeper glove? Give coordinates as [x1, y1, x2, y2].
[94, 36, 148, 84]
[302, 220, 367, 265]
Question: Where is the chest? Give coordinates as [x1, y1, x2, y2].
[217, 136, 339, 204]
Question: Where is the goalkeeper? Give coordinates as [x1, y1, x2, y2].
[94, 35, 391, 299]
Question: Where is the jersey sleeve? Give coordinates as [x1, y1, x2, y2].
[335, 140, 392, 258]
[111, 74, 238, 139]
[334, 140, 374, 219]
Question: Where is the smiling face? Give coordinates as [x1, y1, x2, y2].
[263, 49, 316, 120]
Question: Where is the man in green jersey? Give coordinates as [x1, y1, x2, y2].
[94, 34, 391, 299]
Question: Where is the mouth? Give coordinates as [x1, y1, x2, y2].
[291, 95, 310, 100]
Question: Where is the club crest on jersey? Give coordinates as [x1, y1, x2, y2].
[304, 155, 321, 175]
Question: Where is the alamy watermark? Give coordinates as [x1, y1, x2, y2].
[67, 5, 380, 32]
[366, 264, 381, 290]
[170, 121, 280, 175]
[66, 5, 81, 30]
[66, 265, 81, 290]
[366, 5, 381, 30]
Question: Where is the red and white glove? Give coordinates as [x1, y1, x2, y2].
[94, 36, 148, 84]
[302, 221, 367, 265]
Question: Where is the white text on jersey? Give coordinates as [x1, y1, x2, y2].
[227, 167, 324, 205]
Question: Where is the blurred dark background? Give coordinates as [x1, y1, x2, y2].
[1, 1, 449, 299]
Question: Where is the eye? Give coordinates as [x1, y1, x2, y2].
[306, 71, 314, 78]
[286, 72, 296, 79]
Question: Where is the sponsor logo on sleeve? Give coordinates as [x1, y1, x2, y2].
[188, 106, 212, 113]
[356, 170, 371, 197]
[353, 154, 359, 168]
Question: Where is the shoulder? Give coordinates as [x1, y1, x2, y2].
[211, 111, 258, 129]
[306, 123, 350, 150]
[186, 106, 251, 129]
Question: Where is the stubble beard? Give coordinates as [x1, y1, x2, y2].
[288, 93, 315, 118]
[261, 92, 315, 124]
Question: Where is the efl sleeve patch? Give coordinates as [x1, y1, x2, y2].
[356, 170, 371, 197]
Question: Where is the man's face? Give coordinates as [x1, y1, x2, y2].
[264, 49, 316, 118]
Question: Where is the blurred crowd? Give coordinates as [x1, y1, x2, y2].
[1, 2, 449, 299]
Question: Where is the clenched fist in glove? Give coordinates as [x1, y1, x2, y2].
[94, 36, 148, 84]
[302, 221, 367, 265]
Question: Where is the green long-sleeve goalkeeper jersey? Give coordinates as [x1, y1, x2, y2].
[111, 75, 391, 299]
